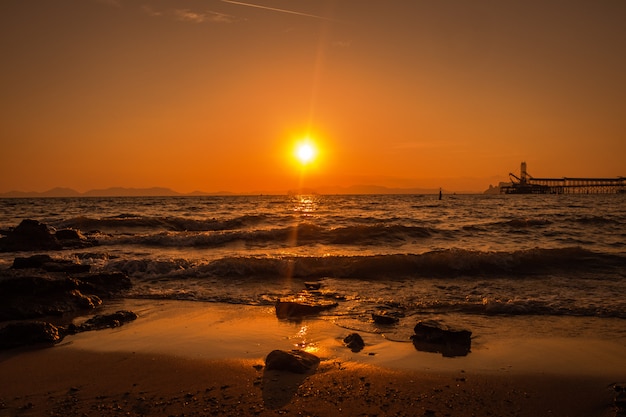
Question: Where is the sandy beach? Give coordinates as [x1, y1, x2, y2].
[1, 300, 625, 417]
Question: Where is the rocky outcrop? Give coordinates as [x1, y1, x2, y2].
[343, 333, 365, 352]
[0, 219, 97, 252]
[0, 252, 134, 349]
[66, 310, 138, 334]
[0, 321, 61, 349]
[73, 271, 132, 297]
[411, 320, 472, 357]
[265, 350, 320, 373]
[0, 261, 131, 322]
[0, 310, 138, 349]
[0, 273, 103, 321]
[0, 255, 131, 321]
[614, 383, 626, 417]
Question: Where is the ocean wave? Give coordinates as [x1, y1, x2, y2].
[574, 215, 622, 226]
[107, 223, 434, 248]
[56, 214, 267, 232]
[202, 247, 622, 278]
[103, 247, 624, 280]
[491, 217, 552, 228]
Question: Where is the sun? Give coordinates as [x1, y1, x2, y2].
[294, 139, 317, 165]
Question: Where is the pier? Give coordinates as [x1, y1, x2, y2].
[500, 162, 625, 194]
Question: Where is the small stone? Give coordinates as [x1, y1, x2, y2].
[265, 349, 320, 374]
[343, 333, 365, 352]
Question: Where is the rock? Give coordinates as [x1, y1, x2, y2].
[265, 349, 320, 373]
[304, 281, 322, 290]
[76, 310, 138, 332]
[0, 321, 61, 349]
[54, 228, 96, 248]
[0, 311, 138, 349]
[0, 219, 61, 251]
[74, 272, 132, 297]
[615, 384, 626, 413]
[372, 311, 401, 325]
[54, 228, 84, 241]
[67, 289, 101, 309]
[275, 299, 337, 319]
[343, 333, 365, 352]
[413, 320, 472, 344]
[11, 254, 54, 269]
[0, 220, 97, 252]
[0, 273, 75, 295]
[411, 320, 472, 357]
[12, 254, 91, 273]
[0, 269, 132, 321]
[0, 275, 103, 321]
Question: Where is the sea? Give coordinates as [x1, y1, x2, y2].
[1, 194, 625, 345]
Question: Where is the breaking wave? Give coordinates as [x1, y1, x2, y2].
[102, 247, 624, 280]
[56, 214, 268, 232]
[102, 223, 435, 248]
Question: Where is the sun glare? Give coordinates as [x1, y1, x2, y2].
[295, 140, 317, 165]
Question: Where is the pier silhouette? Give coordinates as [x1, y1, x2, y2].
[501, 162, 625, 194]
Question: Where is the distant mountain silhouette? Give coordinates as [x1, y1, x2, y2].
[82, 187, 182, 197]
[1, 187, 82, 198]
[0, 187, 200, 198]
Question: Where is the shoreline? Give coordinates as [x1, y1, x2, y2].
[1, 299, 625, 416]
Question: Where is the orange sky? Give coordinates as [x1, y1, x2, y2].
[1, 0, 625, 193]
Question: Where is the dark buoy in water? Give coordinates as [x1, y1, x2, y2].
[438, 187, 442, 200]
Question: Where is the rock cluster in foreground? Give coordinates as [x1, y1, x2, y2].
[0, 219, 135, 349]
[0, 219, 98, 252]
[0, 254, 135, 349]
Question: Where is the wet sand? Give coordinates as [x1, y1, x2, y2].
[1, 300, 624, 416]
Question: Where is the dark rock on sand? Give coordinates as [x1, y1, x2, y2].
[0, 311, 138, 349]
[343, 333, 365, 352]
[68, 310, 138, 333]
[0, 321, 61, 349]
[411, 320, 472, 357]
[275, 299, 338, 319]
[265, 349, 320, 373]
[81, 310, 137, 330]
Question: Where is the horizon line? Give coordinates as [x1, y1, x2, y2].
[0, 185, 484, 198]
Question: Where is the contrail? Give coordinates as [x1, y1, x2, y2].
[221, 0, 332, 20]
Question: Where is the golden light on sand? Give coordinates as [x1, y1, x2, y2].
[294, 139, 317, 165]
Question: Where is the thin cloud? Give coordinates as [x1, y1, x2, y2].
[174, 9, 237, 24]
[141, 6, 238, 24]
[221, 0, 333, 20]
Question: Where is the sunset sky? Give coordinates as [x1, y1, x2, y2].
[1, 0, 624, 194]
